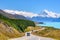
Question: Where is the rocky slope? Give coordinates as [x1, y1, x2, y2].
[0, 20, 24, 40]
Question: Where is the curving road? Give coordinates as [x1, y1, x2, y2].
[9, 28, 54, 40]
[9, 34, 54, 40]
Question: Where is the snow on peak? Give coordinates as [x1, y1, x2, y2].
[43, 9, 60, 18]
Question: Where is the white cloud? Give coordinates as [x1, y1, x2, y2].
[3, 9, 16, 14]
[3, 9, 39, 18]
[3, 9, 60, 18]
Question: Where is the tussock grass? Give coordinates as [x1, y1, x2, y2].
[32, 27, 60, 40]
[25, 26, 41, 32]
[0, 32, 8, 40]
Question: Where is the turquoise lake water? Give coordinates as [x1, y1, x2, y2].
[37, 22, 60, 28]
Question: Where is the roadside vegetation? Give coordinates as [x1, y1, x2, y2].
[32, 26, 60, 40]
[25, 26, 41, 32]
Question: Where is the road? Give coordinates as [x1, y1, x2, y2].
[9, 28, 54, 40]
[9, 34, 54, 40]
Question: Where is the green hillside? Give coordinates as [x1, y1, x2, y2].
[0, 13, 35, 40]
[0, 14, 35, 32]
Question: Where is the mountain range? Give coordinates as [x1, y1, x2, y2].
[3, 9, 60, 22]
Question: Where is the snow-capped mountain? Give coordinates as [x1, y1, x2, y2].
[30, 10, 60, 22]
[3, 9, 60, 22]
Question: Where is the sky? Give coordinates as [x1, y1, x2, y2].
[0, 0, 60, 13]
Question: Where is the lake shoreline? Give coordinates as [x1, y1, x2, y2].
[36, 22, 60, 29]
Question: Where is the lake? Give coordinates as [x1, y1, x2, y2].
[36, 22, 60, 28]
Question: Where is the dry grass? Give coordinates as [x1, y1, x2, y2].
[0, 22, 25, 40]
[25, 26, 41, 32]
[0, 32, 9, 40]
[32, 27, 60, 40]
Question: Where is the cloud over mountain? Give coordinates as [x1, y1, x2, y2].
[3, 9, 60, 18]
[3, 9, 39, 18]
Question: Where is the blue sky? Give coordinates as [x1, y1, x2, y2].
[0, 0, 60, 13]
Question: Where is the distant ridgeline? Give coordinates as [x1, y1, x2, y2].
[0, 9, 35, 32]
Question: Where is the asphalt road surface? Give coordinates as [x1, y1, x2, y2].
[9, 34, 54, 40]
[9, 28, 54, 40]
